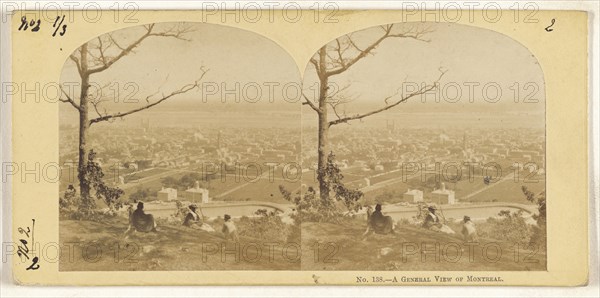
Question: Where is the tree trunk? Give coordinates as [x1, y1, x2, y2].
[78, 44, 91, 206]
[317, 103, 329, 202]
[316, 46, 330, 202]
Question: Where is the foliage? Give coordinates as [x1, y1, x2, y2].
[59, 185, 78, 213]
[321, 152, 364, 212]
[161, 176, 179, 189]
[236, 209, 295, 242]
[161, 172, 208, 190]
[477, 210, 533, 246]
[179, 172, 205, 189]
[60, 150, 125, 220]
[522, 186, 546, 248]
[281, 152, 364, 223]
[280, 185, 340, 223]
[86, 150, 125, 211]
[129, 187, 152, 202]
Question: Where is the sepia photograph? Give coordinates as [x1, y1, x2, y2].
[4, 5, 592, 290]
[299, 22, 546, 271]
[58, 22, 303, 271]
[56, 21, 547, 272]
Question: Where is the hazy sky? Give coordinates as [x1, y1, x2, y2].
[59, 21, 545, 128]
[302, 22, 545, 116]
[60, 22, 302, 118]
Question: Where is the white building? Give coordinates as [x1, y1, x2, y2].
[157, 187, 177, 201]
[403, 189, 423, 203]
[185, 181, 210, 203]
[431, 183, 456, 205]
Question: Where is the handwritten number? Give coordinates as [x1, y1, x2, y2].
[52, 15, 67, 37]
[31, 19, 41, 32]
[16, 219, 39, 270]
[18, 227, 31, 238]
[18, 16, 29, 30]
[26, 257, 40, 271]
[18, 16, 66, 37]
[545, 18, 555, 32]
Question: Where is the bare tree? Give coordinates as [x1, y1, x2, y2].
[302, 24, 446, 202]
[60, 23, 208, 205]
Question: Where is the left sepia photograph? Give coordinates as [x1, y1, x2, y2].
[58, 22, 303, 271]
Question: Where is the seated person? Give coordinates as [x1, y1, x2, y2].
[363, 204, 395, 237]
[422, 205, 443, 230]
[183, 204, 203, 228]
[127, 202, 157, 233]
[221, 214, 239, 241]
[461, 215, 478, 242]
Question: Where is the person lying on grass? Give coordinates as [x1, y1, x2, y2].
[363, 204, 395, 239]
[183, 204, 203, 229]
[125, 201, 157, 234]
[422, 205, 442, 231]
[422, 205, 456, 234]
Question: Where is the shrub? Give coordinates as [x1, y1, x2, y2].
[280, 185, 342, 223]
[522, 186, 546, 249]
[236, 209, 297, 242]
[59, 150, 126, 221]
[478, 210, 533, 246]
[280, 153, 364, 223]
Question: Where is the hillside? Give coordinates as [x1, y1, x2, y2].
[301, 221, 546, 271]
[59, 218, 300, 271]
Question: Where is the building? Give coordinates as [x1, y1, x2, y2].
[431, 183, 456, 205]
[185, 181, 210, 203]
[403, 189, 423, 203]
[157, 187, 177, 201]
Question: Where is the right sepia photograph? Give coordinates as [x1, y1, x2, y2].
[299, 22, 546, 271]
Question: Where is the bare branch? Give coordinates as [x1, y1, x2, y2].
[328, 100, 345, 122]
[90, 100, 105, 118]
[302, 93, 320, 113]
[322, 24, 431, 78]
[324, 26, 392, 77]
[309, 58, 319, 70]
[89, 68, 208, 125]
[69, 54, 82, 75]
[86, 23, 194, 75]
[325, 84, 351, 100]
[329, 69, 447, 126]
[59, 85, 81, 111]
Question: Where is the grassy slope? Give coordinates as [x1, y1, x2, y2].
[60, 218, 546, 272]
[301, 221, 546, 271]
[59, 218, 300, 271]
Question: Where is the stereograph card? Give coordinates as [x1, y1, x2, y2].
[3, 6, 591, 287]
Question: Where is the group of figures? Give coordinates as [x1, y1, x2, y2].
[363, 203, 478, 242]
[125, 202, 239, 241]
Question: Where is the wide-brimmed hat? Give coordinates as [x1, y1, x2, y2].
[224, 214, 231, 220]
[463, 215, 471, 221]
